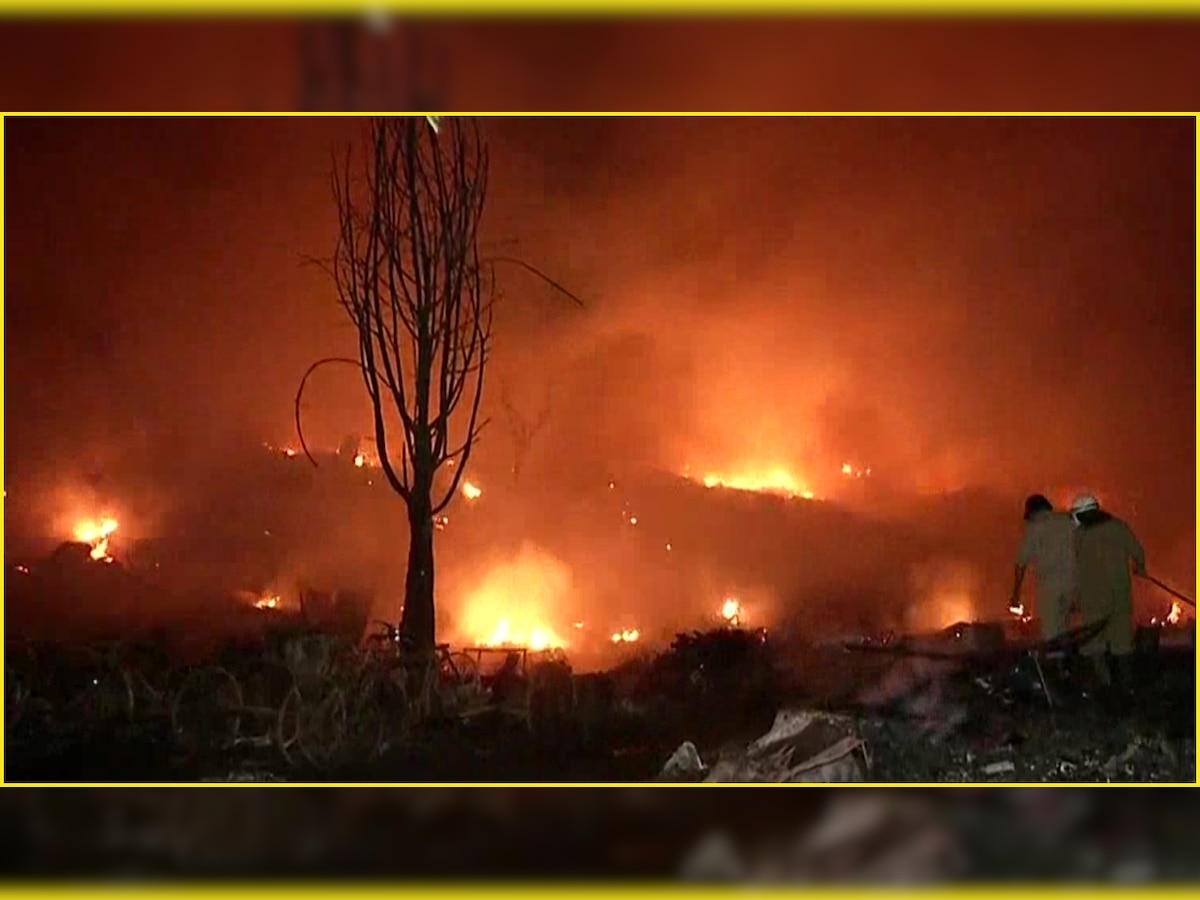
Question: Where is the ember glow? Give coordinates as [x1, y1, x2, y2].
[610, 628, 640, 643]
[72, 517, 119, 562]
[461, 481, 482, 500]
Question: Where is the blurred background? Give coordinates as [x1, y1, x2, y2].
[3, 786, 1200, 879]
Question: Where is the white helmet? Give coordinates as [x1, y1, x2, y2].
[1070, 494, 1100, 515]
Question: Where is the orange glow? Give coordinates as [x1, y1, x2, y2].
[353, 453, 366, 467]
[907, 560, 980, 632]
[462, 481, 482, 500]
[1167, 601, 1182, 625]
[73, 517, 118, 562]
[841, 462, 853, 476]
[611, 628, 640, 643]
[457, 546, 572, 651]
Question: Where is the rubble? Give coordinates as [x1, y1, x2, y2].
[658, 709, 867, 783]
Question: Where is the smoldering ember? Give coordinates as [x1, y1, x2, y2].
[4, 116, 1195, 784]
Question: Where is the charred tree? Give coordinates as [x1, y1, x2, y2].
[328, 116, 491, 652]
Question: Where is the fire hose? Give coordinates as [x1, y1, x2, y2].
[1139, 573, 1196, 608]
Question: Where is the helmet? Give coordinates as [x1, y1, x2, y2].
[1070, 494, 1100, 515]
[1023, 494, 1053, 521]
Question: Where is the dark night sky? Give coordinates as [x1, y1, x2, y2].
[1, 21, 1196, 595]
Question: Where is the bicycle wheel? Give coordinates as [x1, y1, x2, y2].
[345, 665, 409, 762]
[278, 679, 347, 770]
[171, 666, 244, 749]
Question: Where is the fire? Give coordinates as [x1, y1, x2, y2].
[1167, 601, 1182, 625]
[457, 545, 572, 652]
[353, 453, 366, 467]
[697, 467, 817, 500]
[462, 481, 482, 500]
[611, 628, 640, 643]
[73, 517, 118, 562]
[255, 594, 280, 610]
[721, 596, 743, 626]
[482, 619, 565, 652]
[841, 461, 872, 479]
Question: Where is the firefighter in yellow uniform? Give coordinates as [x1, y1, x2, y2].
[1070, 494, 1145, 696]
[1010, 493, 1076, 643]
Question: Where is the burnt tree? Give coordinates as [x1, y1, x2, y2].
[329, 116, 490, 652]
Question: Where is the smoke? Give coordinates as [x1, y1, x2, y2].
[904, 558, 983, 634]
[4, 115, 1193, 655]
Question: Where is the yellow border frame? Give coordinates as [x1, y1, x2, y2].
[0, 112, 1196, 788]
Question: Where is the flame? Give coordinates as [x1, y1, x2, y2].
[1167, 601, 1182, 625]
[353, 453, 366, 467]
[482, 619, 565, 652]
[462, 481, 482, 500]
[458, 545, 571, 651]
[697, 467, 817, 500]
[721, 596, 743, 626]
[73, 517, 118, 562]
[611, 628, 640, 643]
[255, 593, 280, 610]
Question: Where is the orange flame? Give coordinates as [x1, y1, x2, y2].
[459, 546, 572, 651]
[462, 481, 482, 500]
[698, 468, 816, 500]
[721, 596, 743, 626]
[1167, 601, 1182, 625]
[611, 628, 640, 643]
[73, 517, 118, 562]
[255, 594, 280, 610]
[481, 619, 565, 652]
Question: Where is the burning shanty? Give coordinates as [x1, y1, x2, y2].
[4, 115, 1195, 783]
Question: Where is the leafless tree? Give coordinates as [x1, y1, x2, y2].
[499, 379, 552, 487]
[324, 116, 490, 652]
[298, 116, 583, 654]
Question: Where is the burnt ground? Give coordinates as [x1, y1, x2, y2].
[6, 637, 1194, 784]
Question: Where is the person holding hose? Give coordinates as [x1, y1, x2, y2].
[1010, 493, 1076, 646]
[1069, 493, 1146, 698]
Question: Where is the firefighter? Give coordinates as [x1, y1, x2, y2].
[1070, 494, 1146, 697]
[1010, 493, 1076, 645]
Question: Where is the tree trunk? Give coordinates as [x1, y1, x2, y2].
[400, 497, 436, 652]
